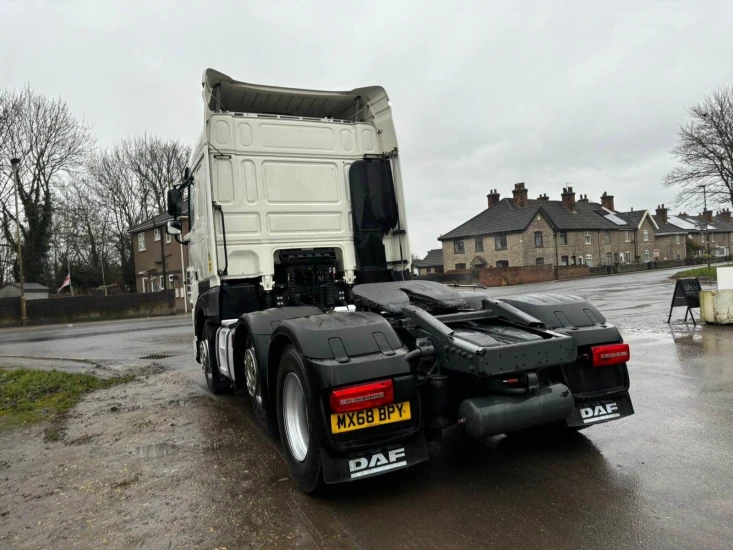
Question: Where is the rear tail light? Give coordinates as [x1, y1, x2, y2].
[590, 343, 630, 367]
[329, 379, 394, 413]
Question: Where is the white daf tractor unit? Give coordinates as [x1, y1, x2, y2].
[166, 69, 634, 493]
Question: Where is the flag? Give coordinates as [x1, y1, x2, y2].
[58, 273, 70, 293]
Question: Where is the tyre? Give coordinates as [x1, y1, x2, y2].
[201, 321, 231, 394]
[276, 345, 324, 493]
[243, 334, 268, 428]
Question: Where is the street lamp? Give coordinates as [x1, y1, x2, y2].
[10, 158, 27, 326]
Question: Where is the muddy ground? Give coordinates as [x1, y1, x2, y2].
[1, 266, 733, 549]
[1, 363, 358, 549]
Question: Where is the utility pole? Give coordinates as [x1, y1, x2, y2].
[10, 158, 27, 326]
[68, 255, 73, 296]
[158, 222, 167, 290]
[701, 185, 710, 269]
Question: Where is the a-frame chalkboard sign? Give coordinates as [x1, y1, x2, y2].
[667, 277, 702, 326]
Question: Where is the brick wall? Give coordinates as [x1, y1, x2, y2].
[478, 265, 555, 287]
[0, 291, 176, 327]
[555, 265, 591, 279]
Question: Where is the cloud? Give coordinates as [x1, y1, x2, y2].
[2, 0, 732, 256]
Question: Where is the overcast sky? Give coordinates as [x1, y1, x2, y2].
[2, 1, 732, 256]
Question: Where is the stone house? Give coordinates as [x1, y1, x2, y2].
[671, 209, 733, 258]
[651, 205, 688, 261]
[413, 249, 444, 276]
[129, 208, 190, 309]
[439, 183, 657, 270]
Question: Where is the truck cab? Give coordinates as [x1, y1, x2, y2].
[167, 69, 633, 493]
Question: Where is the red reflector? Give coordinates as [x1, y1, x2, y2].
[329, 379, 394, 413]
[591, 343, 630, 367]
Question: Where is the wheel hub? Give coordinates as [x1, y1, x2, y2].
[244, 347, 261, 405]
[283, 372, 309, 462]
[200, 340, 211, 379]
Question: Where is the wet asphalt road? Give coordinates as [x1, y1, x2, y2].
[1, 267, 732, 549]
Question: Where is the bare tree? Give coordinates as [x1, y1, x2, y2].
[128, 134, 191, 214]
[664, 86, 733, 211]
[87, 136, 190, 288]
[0, 85, 93, 285]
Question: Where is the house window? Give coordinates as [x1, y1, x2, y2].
[644, 250, 650, 262]
[559, 232, 567, 245]
[496, 260, 509, 268]
[584, 232, 591, 245]
[625, 231, 632, 242]
[534, 231, 543, 247]
[625, 251, 631, 263]
[676, 250, 681, 260]
[168, 275, 176, 289]
[453, 240, 465, 254]
[494, 235, 507, 250]
[604, 231, 611, 245]
[585, 254, 593, 267]
[138, 232, 146, 251]
[455, 263, 466, 270]
[535, 257, 544, 266]
[643, 230, 649, 242]
[475, 238, 484, 252]
[561, 256, 568, 266]
[166, 232, 171, 244]
[154, 228, 161, 241]
[606, 252, 613, 265]
[675, 234, 681, 245]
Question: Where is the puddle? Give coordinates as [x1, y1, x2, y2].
[133, 442, 179, 458]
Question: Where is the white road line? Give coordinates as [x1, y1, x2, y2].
[583, 413, 621, 424]
[350, 461, 407, 479]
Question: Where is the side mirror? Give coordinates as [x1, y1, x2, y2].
[166, 219, 182, 235]
[167, 188, 183, 217]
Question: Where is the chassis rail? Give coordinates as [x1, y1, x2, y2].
[402, 305, 577, 376]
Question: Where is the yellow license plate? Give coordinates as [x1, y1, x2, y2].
[331, 401, 412, 434]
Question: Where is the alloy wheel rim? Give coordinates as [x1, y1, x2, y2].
[283, 372, 309, 462]
[244, 347, 261, 404]
[201, 340, 211, 380]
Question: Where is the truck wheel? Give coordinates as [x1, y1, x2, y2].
[244, 334, 267, 428]
[201, 321, 231, 394]
[276, 345, 324, 493]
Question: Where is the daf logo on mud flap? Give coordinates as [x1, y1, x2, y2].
[348, 448, 407, 479]
[580, 402, 620, 424]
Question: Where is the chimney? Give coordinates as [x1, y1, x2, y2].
[561, 185, 576, 211]
[578, 194, 589, 203]
[656, 204, 668, 224]
[537, 193, 550, 201]
[512, 182, 528, 208]
[719, 208, 732, 222]
[703, 209, 713, 224]
[600, 192, 615, 212]
[486, 189, 500, 208]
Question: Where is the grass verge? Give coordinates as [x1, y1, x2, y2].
[0, 368, 134, 434]
[673, 265, 730, 281]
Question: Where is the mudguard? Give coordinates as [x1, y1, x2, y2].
[273, 312, 423, 455]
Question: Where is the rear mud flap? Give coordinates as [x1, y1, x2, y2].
[321, 435, 428, 484]
[566, 393, 634, 427]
